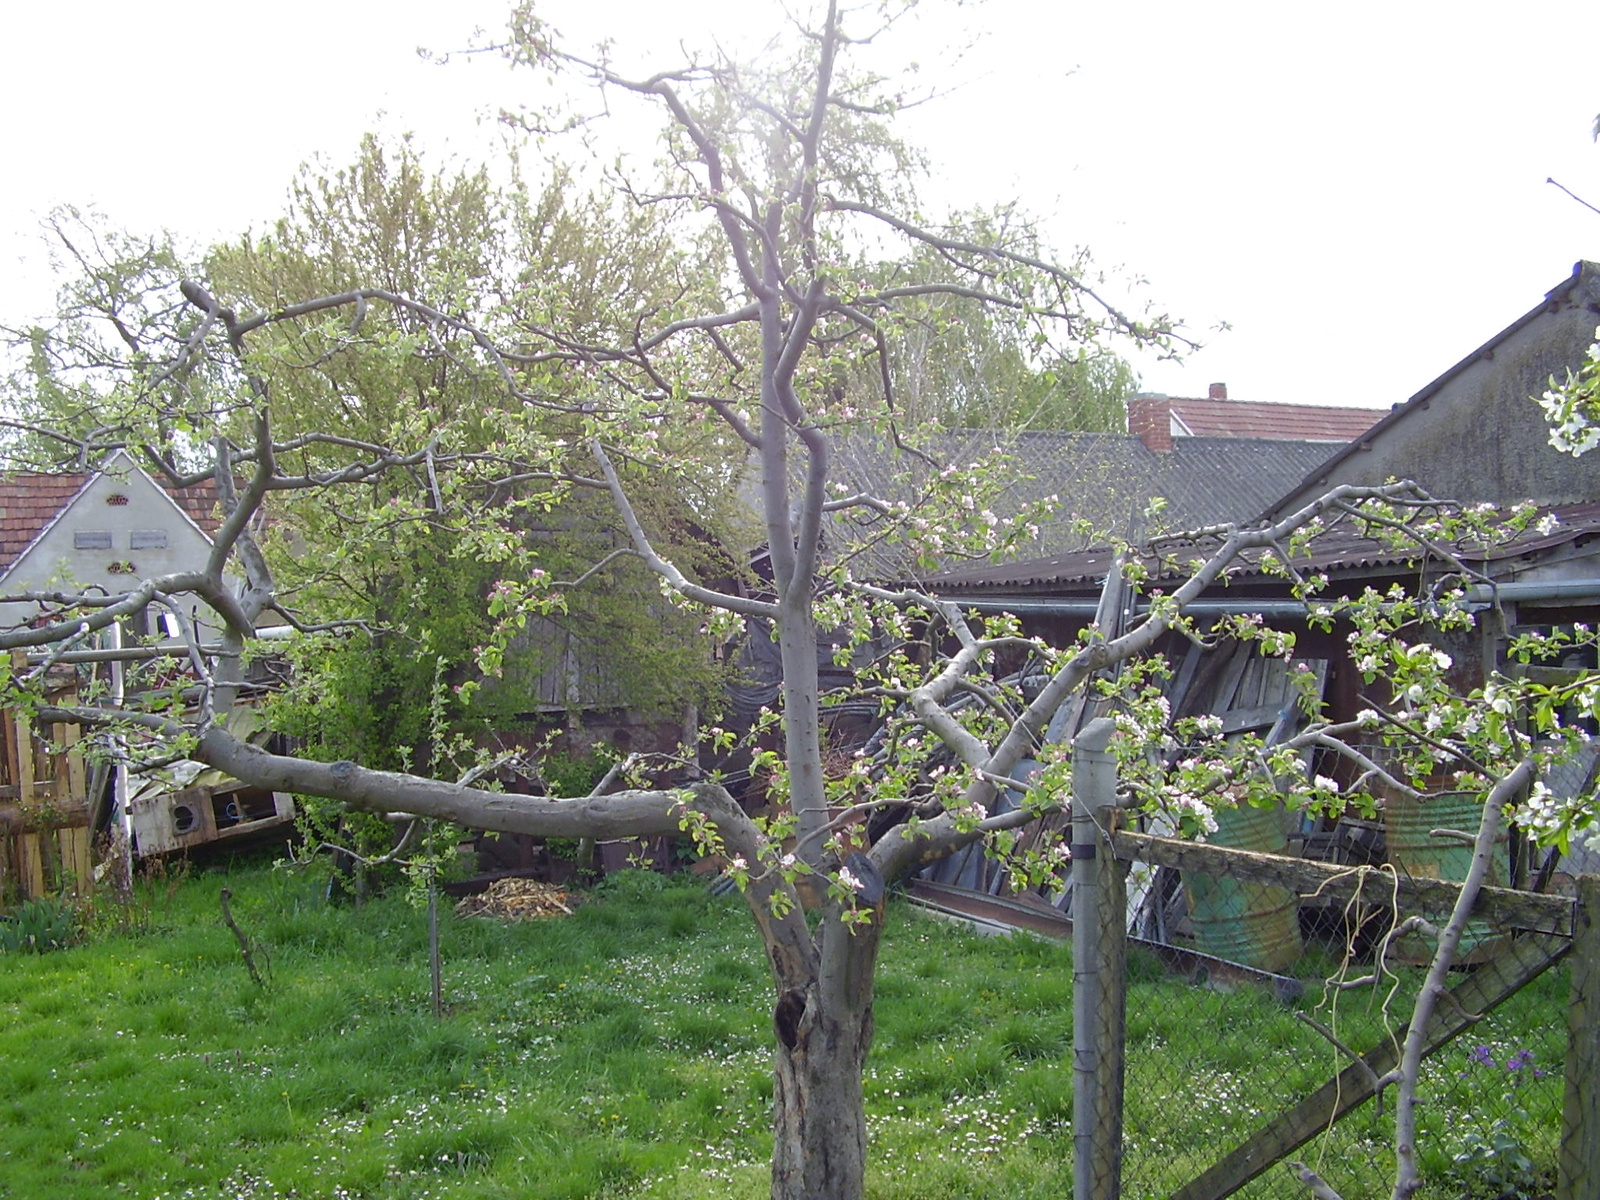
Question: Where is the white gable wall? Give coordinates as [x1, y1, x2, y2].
[0, 451, 222, 634]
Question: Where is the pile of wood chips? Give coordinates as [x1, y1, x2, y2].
[454, 878, 574, 921]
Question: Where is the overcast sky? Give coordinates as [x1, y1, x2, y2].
[3, 0, 1597, 410]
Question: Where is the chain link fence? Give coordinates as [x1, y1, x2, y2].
[1116, 924, 1566, 1199]
[1063, 723, 1582, 1200]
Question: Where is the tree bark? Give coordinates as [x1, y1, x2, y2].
[770, 914, 881, 1200]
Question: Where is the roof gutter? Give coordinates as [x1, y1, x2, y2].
[940, 578, 1600, 619]
[940, 597, 1320, 618]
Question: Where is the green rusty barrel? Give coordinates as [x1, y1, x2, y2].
[1385, 790, 1506, 964]
[1185, 801, 1303, 973]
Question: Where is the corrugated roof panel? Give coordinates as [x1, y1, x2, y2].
[823, 429, 1344, 581]
[927, 503, 1600, 593]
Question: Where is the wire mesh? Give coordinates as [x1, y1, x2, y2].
[1103, 870, 1568, 1200]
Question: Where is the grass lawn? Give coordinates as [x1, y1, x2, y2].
[0, 863, 1567, 1199]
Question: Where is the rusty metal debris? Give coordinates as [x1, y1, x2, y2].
[454, 877, 574, 921]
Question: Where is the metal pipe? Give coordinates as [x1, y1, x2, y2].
[24, 646, 187, 664]
[944, 596, 1320, 618]
[24, 631, 297, 665]
[1464, 579, 1600, 603]
[946, 578, 1600, 619]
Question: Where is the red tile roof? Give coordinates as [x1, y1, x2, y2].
[0, 474, 90, 574]
[1165, 397, 1383, 442]
[165, 482, 224, 536]
[0, 471, 222, 573]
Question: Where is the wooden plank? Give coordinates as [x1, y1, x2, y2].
[1218, 704, 1285, 735]
[1, 650, 22, 791]
[75, 824, 93, 889]
[1172, 932, 1570, 1200]
[1236, 652, 1269, 710]
[61, 826, 93, 896]
[60, 719, 86, 807]
[1559, 875, 1600, 1199]
[0, 800, 90, 834]
[18, 831, 45, 899]
[1092, 838, 1127, 1200]
[40, 827, 62, 893]
[1073, 719, 1124, 1200]
[12, 705, 33, 806]
[1112, 830, 1573, 936]
[1175, 643, 1245, 721]
[1166, 642, 1206, 718]
[0, 715, 14, 791]
[1210, 643, 1253, 715]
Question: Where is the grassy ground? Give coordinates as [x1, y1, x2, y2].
[0, 863, 1567, 1200]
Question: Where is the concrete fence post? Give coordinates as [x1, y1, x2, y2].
[1559, 874, 1600, 1199]
[1073, 716, 1126, 1200]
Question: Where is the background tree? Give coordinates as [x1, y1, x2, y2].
[4, 139, 741, 777]
[0, 209, 210, 471]
[848, 225, 1142, 432]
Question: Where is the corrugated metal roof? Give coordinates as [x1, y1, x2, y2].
[825, 429, 1341, 580]
[928, 502, 1600, 593]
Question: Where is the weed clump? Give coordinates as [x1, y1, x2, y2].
[0, 896, 76, 954]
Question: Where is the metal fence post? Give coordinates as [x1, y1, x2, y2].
[1073, 716, 1125, 1200]
[1559, 874, 1600, 1199]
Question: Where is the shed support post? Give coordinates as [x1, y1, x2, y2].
[1559, 874, 1600, 1199]
[1073, 716, 1125, 1200]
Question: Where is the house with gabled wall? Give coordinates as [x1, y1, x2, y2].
[0, 448, 224, 634]
[1264, 261, 1600, 516]
[917, 261, 1600, 758]
[0, 450, 295, 878]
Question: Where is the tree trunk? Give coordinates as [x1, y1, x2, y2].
[770, 915, 881, 1200]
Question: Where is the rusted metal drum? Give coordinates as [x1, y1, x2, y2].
[1185, 801, 1304, 973]
[1384, 790, 1506, 965]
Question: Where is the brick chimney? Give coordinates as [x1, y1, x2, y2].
[1208, 382, 1228, 400]
[1128, 393, 1173, 453]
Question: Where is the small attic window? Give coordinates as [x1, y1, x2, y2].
[130, 529, 168, 550]
[74, 530, 113, 551]
[105, 494, 130, 506]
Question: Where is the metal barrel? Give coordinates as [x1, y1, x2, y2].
[1384, 790, 1506, 964]
[1185, 801, 1304, 973]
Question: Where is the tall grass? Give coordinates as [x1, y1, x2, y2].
[0, 865, 1566, 1199]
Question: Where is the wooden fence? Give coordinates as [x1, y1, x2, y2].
[0, 658, 93, 902]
